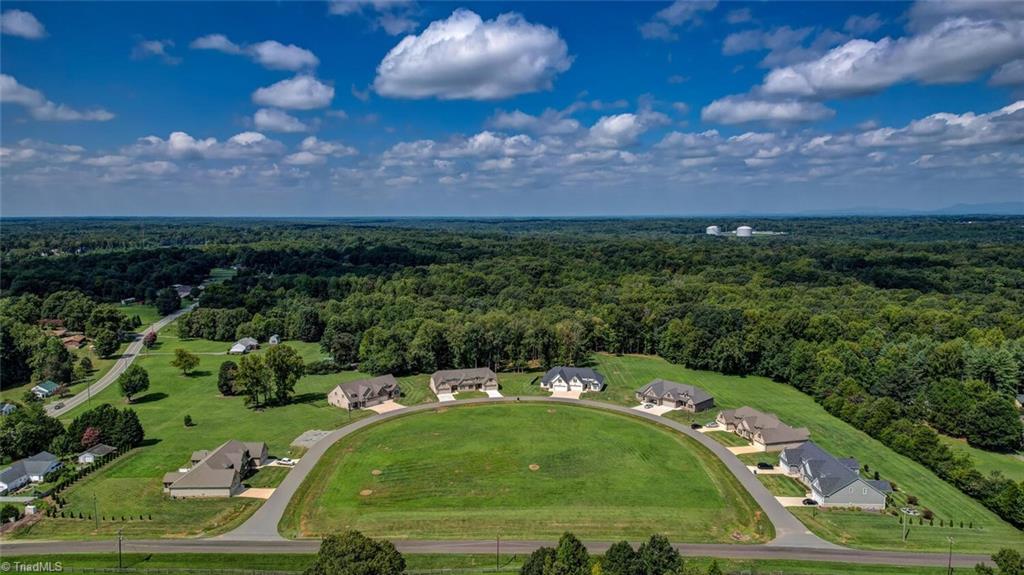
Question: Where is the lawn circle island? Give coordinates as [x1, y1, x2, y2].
[280, 402, 773, 542]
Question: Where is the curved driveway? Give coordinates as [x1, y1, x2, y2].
[46, 305, 194, 417]
[223, 396, 830, 548]
[1, 396, 993, 568]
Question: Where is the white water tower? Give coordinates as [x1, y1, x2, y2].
[736, 225, 753, 237]
[706, 225, 721, 236]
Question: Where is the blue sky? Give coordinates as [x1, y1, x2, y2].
[1, 1, 1022, 216]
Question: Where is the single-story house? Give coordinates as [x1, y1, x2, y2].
[635, 379, 714, 412]
[716, 406, 810, 451]
[31, 381, 60, 399]
[780, 441, 891, 510]
[77, 444, 117, 465]
[228, 337, 259, 355]
[0, 403, 17, 416]
[0, 452, 62, 494]
[62, 334, 88, 349]
[541, 367, 605, 392]
[269, 334, 281, 345]
[173, 284, 194, 298]
[329, 375, 401, 411]
[430, 368, 498, 394]
[38, 319, 64, 329]
[164, 440, 267, 498]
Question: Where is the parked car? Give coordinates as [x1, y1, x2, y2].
[277, 457, 296, 466]
[756, 462, 774, 470]
[690, 423, 703, 430]
[802, 498, 818, 506]
[900, 507, 920, 516]
[704, 421, 718, 428]
[643, 403, 655, 409]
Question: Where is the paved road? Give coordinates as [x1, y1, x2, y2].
[46, 305, 195, 417]
[6, 395, 992, 569]
[0, 536, 990, 568]
[223, 397, 831, 548]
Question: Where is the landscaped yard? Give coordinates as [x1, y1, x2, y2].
[281, 402, 772, 542]
[587, 353, 1024, 554]
[704, 430, 750, 447]
[939, 434, 1024, 483]
[757, 474, 807, 497]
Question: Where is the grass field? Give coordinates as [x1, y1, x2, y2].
[0, 553, 958, 575]
[281, 402, 772, 542]
[939, 434, 1024, 483]
[704, 430, 750, 447]
[757, 474, 807, 497]
[588, 353, 1024, 554]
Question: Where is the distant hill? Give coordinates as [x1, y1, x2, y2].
[797, 202, 1024, 217]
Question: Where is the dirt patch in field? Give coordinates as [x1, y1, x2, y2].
[547, 409, 556, 413]
[371, 469, 382, 476]
[529, 464, 540, 471]
[360, 489, 373, 496]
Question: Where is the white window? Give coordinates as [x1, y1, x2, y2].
[862, 487, 868, 495]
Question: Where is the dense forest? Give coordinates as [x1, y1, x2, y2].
[1, 217, 1022, 527]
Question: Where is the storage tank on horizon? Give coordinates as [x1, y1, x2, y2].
[706, 225, 721, 236]
[736, 225, 753, 237]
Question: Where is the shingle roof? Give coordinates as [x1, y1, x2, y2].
[1, 452, 59, 484]
[637, 379, 713, 404]
[167, 440, 264, 491]
[432, 368, 497, 385]
[781, 441, 879, 497]
[335, 375, 399, 402]
[542, 367, 604, 385]
[33, 381, 59, 393]
[82, 444, 116, 457]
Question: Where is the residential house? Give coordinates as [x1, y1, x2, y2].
[269, 334, 281, 345]
[38, 319, 64, 330]
[716, 406, 810, 451]
[540, 367, 605, 392]
[0, 403, 17, 416]
[0, 452, 62, 494]
[163, 440, 267, 497]
[77, 444, 117, 465]
[61, 334, 87, 349]
[228, 337, 259, 355]
[430, 368, 498, 394]
[329, 375, 401, 411]
[120, 297, 137, 305]
[31, 381, 60, 399]
[173, 284, 194, 298]
[635, 380, 714, 412]
[780, 441, 891, 510]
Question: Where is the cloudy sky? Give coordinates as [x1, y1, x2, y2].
[1, 0, 1023, 216]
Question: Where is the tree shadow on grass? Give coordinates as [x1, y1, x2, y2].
[186, 370, 212, 378]
[138, 438, 162, 447]
[289, 392, 324, 406]
[132, 392, 168, 404]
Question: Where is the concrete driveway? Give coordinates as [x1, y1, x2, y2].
[238, 488, 275, 499]
[367, 400, 404, 414]
[549, 389, 582, 399]
[776, 496, 811, 507]
[436, 393, 456, 402]
[747, 465, 785, 475]
[485, 389, 503, 398]
[631, 403, 678, 416]
[728, 445, 763, 455]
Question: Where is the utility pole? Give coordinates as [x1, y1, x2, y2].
[117, 528, 123, 570]
[496, 533, 500, 571]
[947, 537, 954, 575]
[93, 493, 98, 530]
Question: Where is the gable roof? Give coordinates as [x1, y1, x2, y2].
[719, 406, 809, 444]
[542, 366, 604, 385]
[33, 381, 60, 393]
[432, 367, 496, 385]
[168, 439, 264, 491]
[334, 375, 399, 402]
[782, 441, 881, 497]
[81, 444, 116, 457]
[638, 379, 712, 404]
[236, 337, 258, 347]
[1, 451, 60, 483]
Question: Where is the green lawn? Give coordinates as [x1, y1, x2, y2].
[0, 552, 958, 575]
[704, 430, 750, 447]
[281, 402, 772, 543]
[757, 474, 808, 497]
[587, 353, 1024, 554]
[939, 434, 1024, 483]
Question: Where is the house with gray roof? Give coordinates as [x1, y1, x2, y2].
[636, 380, 714, 412]
[1, 403, 17, 416]
[541, 367, 605, 392]
[430, 368, 498, 394]
[328, 375, 401, 411]
[163, 440, 267, 498]
[780, 441, 891, 510]
[228, 337, 259, 355]
[77, 444, 117, 465]
[0, 452, 61, 494]
[716, 406, 810, 451]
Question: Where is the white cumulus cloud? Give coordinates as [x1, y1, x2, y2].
[191, 34, 318, 71]
[639, 0, 717, 41]
[0, 74, 114, 122]
[252, 75, 334, 110]
[0, 9, 45, 39]
[373, 9, 572, 100]
[253, 108, 309, 133]
[701, 96, 835, 124]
